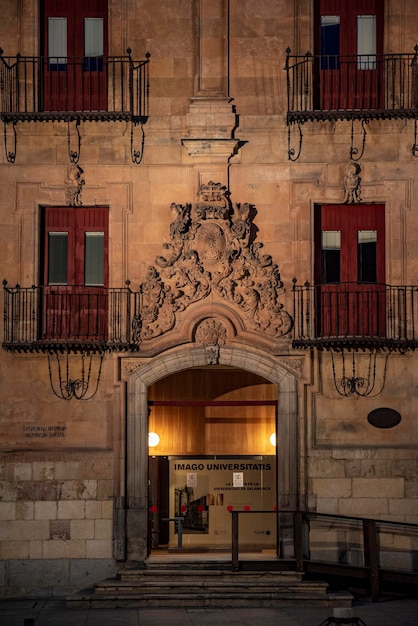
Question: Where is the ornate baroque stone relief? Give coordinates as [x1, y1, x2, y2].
[277, 358, 303, 374]
[133, 182, 293, 345]
[195, 318, 227, 365]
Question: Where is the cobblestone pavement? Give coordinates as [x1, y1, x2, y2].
[1, 598, 418, 626]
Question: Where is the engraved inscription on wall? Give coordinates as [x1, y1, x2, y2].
[23, 425, 67, 438]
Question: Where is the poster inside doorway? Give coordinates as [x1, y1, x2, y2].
[169, 456, 276, 549]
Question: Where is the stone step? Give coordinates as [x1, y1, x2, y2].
[121, 568, 303, 582]
[66, 563, 353, 609]
[143, 560, 232, 571]
[94, 577, 327, 595]
[67, 588, 353, 609]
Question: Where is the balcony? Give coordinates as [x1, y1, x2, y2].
[292, 280, 418, 352]
[0, 49, 150, 162]
[2, 282, 139, 353]
[0, 49, 150, 123]
[286, 48, 418, 124]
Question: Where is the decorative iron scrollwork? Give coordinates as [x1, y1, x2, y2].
[330, 348, 389, 397]
[413, 118, 418, 157]
[131, 120, 145, 164]
[287, 122, 303, 161]
[67, 119, 81, 164]
[47, 350, 104, 400]
[350, 118, 369, 161]
[3, 121, 16, 163]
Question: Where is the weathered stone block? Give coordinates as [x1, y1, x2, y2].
[352, 478, 404, 498]
[69, 559, 116, 586]
[13, 463, 32, 481]
[17, 481, 61, 501]
[70, 519, 94, 540]
[94, 519, 112, 541]
[50, 520, 70, 540]
[309, 459, 346, 478]
[33, 462, 55, 481]
[0, 520, 49, 541]
[85, 501, 102, 519]
[9, 559, 69, 587]
[34, 501, 57, 520]
[338, 499, 388, 518]
[15, 501, 34, 521]
[85, 539, 113, 559]
[29, 541, 42, 559]
[0, 481, 17, 502]
[54, 462, 80, 480]
[312, 478, 352, 498]
[0, 502, 15, 520]
[2, 540, 29, 559]
[42, 540, 86, 559]
[388, 498, 418, 517]
[57, 501, 85, 520]
[61, 480, 97, 501]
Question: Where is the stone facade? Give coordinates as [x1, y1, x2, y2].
[0, 0, 418, 596]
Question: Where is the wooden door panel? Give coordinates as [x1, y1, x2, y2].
[42, 206, 108, 341]
[316, 0, 384, 110]
[42, 0, 108, 112]
[316, 203, 385, 338]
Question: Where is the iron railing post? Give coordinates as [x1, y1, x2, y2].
[363, 518, 380, 602]
[231, 511, 239, 571]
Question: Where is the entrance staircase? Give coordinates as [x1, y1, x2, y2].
[67, 558, 353, 609]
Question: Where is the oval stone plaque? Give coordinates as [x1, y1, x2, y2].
[367, 407, 401, 429]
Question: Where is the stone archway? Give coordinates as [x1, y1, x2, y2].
[125, 344, 298, 562]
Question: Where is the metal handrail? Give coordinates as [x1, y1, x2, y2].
[0, 49, 150, 121]
[2, 281, 138, 352]
[292, 280, 418, 349]
[286, 46, 418, 122]
[230, 509, 418, 600]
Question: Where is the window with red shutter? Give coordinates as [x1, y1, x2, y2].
[42, 0, 108, 112]
[42, 206, 109, 340]
[314, 0, 384, 110]
[314, 204, 386, 338]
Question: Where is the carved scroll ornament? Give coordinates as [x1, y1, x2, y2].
[133, 182, 292, 343]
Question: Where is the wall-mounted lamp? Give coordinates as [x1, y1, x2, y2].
[148, 431, 160, 447]
[269, 433, 276, 447]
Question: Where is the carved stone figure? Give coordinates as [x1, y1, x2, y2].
[136, 182, 293, 344]
[65, 164, 85, 206]
[342, 161, 361, 203]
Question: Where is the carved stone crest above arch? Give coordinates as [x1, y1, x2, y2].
[133, 182, 293, 351]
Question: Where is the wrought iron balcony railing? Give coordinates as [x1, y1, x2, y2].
[0, 49, 150, 123]
[2, 282, 140, 353]
[286, 47, 418, 124]
[292, 280, 418, 351]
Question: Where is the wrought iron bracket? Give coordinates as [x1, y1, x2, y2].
[350, 118, 369, 161]
[413, 118, 418, 157]
[330, 348, 389, 397]
[3, 120, 16, 163]
[47, 349, 104, 400]
[67, 119, 81, 164]
[287, 122, 303, 161]
[130, 119, 146, 164]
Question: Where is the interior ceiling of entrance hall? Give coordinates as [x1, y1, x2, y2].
[148, 367, 277, 456]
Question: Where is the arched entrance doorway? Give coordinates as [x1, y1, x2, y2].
[125, 345, 298, 562]
[148, 366, 278, 552]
